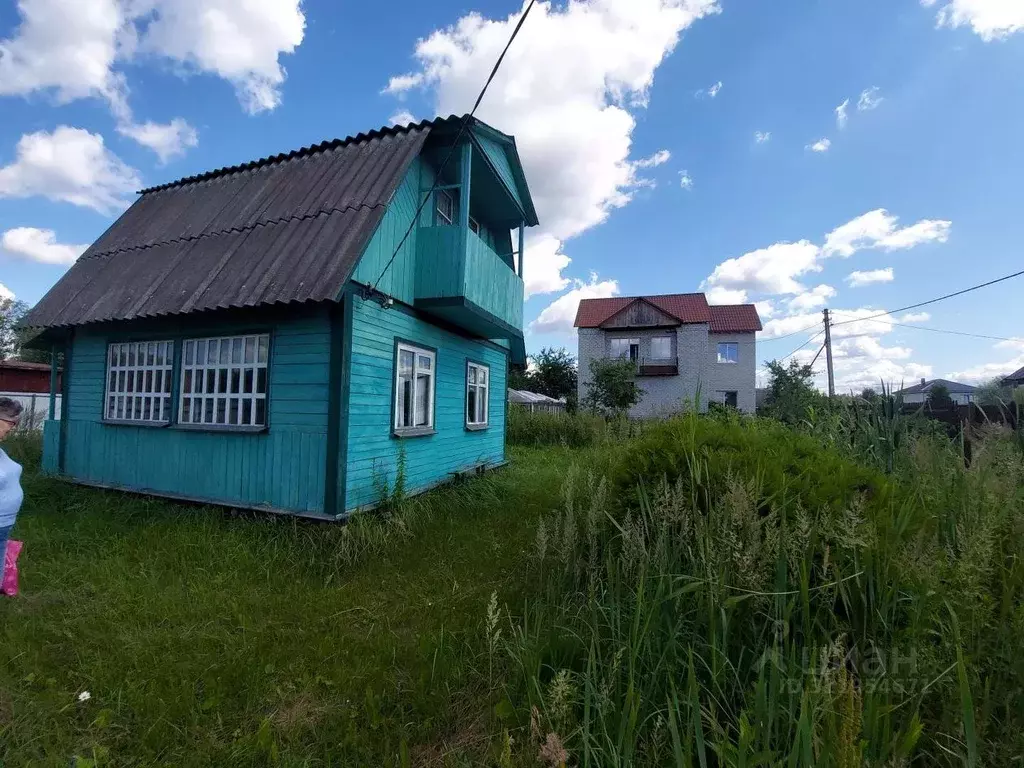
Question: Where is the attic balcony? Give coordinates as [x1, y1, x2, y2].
[414, 224, 524, 340]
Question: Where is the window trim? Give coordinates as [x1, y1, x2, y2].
[436, 189, 455, 226]
[649, 335, 673, 360]
[717, 342, 739, 364]
[102, 339, 176, 426]
[177, 332, 271, 431]
[391, 339, 438, 438]
[465, 359, 490, 431]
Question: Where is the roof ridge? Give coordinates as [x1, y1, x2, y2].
[138, 115, 466, 195]
[77, 202, 386, 262]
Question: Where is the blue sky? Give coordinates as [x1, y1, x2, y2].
[2, 0, 1023, 390]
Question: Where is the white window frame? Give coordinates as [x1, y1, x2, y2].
[179, 334, 269, 429]
[466, 361, 489, 428]
[610, 337, 640, 360]
[394, 342, 436, 433]
[469, 215, 481, 235]
[717, 342, 739, 364]
[104, 340, 175, 423]
[649, 336, 673, 360]
[436, 189, 455, 225]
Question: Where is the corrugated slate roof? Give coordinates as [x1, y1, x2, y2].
[1003, 365, 1024, 383]
[574, 293, 712, 328]
[709, 304, 763, 333]
[20, 119, 440, 330]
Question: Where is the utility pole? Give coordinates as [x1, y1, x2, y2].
[823, 308, 835, 398]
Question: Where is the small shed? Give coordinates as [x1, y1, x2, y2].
[0, 360, 60, 393]
[508, 389, 566, 413]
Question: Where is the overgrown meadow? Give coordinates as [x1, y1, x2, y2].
[2, 401, 1023, 766]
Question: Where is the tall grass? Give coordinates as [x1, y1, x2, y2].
[507, 407, 650, 448]
[498, 415, 1024, 766]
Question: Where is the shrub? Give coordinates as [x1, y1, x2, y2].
[501, 414, 1024, 766]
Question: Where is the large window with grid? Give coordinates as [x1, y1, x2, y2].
[105, 341, 174, 423]
[179, 334, 269, 428]
[466, 362, 489, 428]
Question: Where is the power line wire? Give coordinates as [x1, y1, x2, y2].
[779, 329, 825, 363]
[830, 312, 1023, 343]
[830, 268, 1024, 329]
[371, 0, 537, 293]
[760, 320, 823, 344]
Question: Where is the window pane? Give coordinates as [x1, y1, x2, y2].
[181, 397, 191, 422]
[228, 398, 239, 425]
[243, 368, 254, 394]
[206, 369, 216, 393]
[651, 337, 671, 359]
[415, 372, 431, 427]
[241, 399, 252, 426]
[255, 398, 266, 426]
[468, 366, 477, 385]
[477, 392, 486, 424]
[219, 341, 230, 364]
[147, 343, 155, 365]
[256, 368, 267, 394]
[108, 396, 115, 419]
[196, 340, 207, 363]
[230, 369, 241, 394]
[231, 338, 243, 364]
[467, 388, 477, 423]
[399, 349, 414, 374]
[217, 369, 228, 394]
[185, 341, 195, 365]
[418, 354, 432, 371]
[204, 399, 214, 423]
[244, 337, 256, 364]
[257, 336, 269, 364]
[145, 370, 153, 392]
[116, 397, 125, 419]
[207, 340, 218, 365]
[192, 398, 202, 424]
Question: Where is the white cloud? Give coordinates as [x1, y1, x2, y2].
[678, 170, 694, 190]
[754, 300, 776, 319]
[995, 338, 1024, 352]
[707, 80, 722, 98]
[634, 149, 671, 168]
[0, 283, 13, 302]
[835, 98, 850, 129]
[807, 138, 831, 153]
[524, 233, 571, 299]
[788, 283, 836, 311]
[388, 110, 417, 126]
[0, 0, 305, 120]
[707, 287, 748, 304]
[1, 227, 88, 265]
[857, 86, 883, 112]
[754, 131, 771, 143]
[382, 72, 425, 95]
[387, 0, 720, 293]
[823, 209, 951, 258]
[900, 311, 931, 323]
[949, 354, 1024, 383]
[116, 118, 198, 163]
[530, 274, 619, 335]
[0, 126, 140, 213]
[703, 240, 821, 299]
[846, 267, 895, 287]
[922, 0, 1024, 41]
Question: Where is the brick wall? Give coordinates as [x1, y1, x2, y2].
[578, 326, 756, 415]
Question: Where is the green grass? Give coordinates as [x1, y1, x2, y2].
[0, 437, 590, 766]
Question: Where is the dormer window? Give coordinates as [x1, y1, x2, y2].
[436, 190, 455, 225]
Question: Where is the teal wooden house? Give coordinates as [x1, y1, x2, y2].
[22, 116, 537, 519]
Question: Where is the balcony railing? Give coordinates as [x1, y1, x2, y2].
[629, 356, 679, 377]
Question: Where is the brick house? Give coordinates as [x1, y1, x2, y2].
[574, 293, 761, 416]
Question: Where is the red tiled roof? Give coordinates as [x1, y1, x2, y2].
[0, 360, 55, 371]
[709, 304, 762, 333]
[574, 293, 711, 328]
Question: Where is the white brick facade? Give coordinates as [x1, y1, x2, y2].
[578, 326, 757, 416]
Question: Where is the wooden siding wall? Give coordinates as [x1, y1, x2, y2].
[464, 229, 524, 331]
[601, 300, 680, 329]
[343, 295, 508, 511]
[475, 134, 523, 212]
[55, 305, 332, 515]
[351, 156, 436, 306]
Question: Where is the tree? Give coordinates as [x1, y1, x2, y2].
[860, 387, 879, 402]
[926, 383, 954, 410]
[761, 359, 825, 425]
[0, 298, 49, 363]
[530, 347, 577, 401]
[975, 377, 1013, 406]
[584, 358, 640, 416]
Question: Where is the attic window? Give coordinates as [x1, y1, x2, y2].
[436, 190, 455, 225]
[179, 334, 269, 428]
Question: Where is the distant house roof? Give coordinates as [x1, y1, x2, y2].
[507, 389, 564, 404]
[895, 378, 978, 395]
[573, 293, 761, 332]
[0, 360, 56, 372]
[709, 304, 763, 333]
[1003, 365, 1024, 384]
[20, 115, 537, 334]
